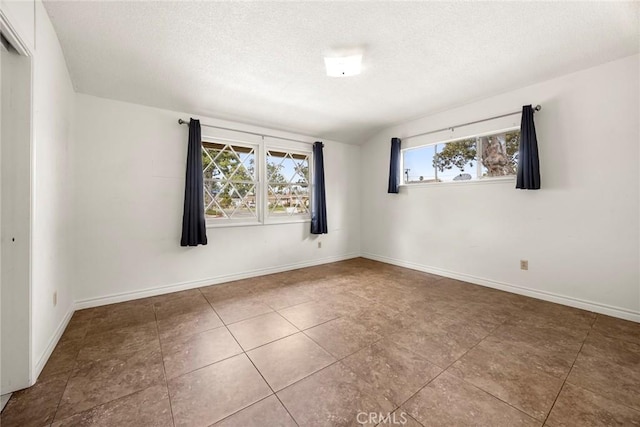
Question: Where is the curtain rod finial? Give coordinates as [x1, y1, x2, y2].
[534, 105, 541, 111]
[178, 119, 188, 125]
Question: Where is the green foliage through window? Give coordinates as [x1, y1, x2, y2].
[202, 142, 257, 219]
[403, 129, 520, 183]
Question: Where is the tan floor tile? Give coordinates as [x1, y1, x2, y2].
[511, 302, 593, 343]
[149, 288, 203, 306]
[473, 331, 577, 379]
[592, 314, 640, 345]
[55, 346, 165, 420]
[157, 307, 223, 341]
[376, 410, 423, 427]
[60, 309, 95, 343]
[51, 384, 173, 427]
[342, 339, 442, 406]
[11, 260, 638, 427]
[546, 383, 640, 427]
[0, 371, 70, 427]
[277, 362, 394, 427]
[567, 333, 640, 411]
[247, 333, 336, 391]
[447, 344, 564, 420]
[278, 300, 342, 330]
[305, 317, 384, 359]
[40, 338, 83, 379]
[153, 292, 214, 321]
[576, 331, 640, 367]
[498, 316, 587, 352]
[168, 354, 272, 426]
[87, 302, 156, 336]
[255, 285, 314, 310]
[200, 281, 258, 305]
[386, 322, 482, 368]
[77, 321, 160, 363]
[162, 326, 243, 379]
[520, 300, 596, 327]
[404, 372, 539, 427]
[228, 311, 298, 350]
[213, 395, 297, 426]
[211, 297, 274, 325]
[345, 305, 406, 337]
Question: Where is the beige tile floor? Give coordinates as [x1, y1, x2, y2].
[2, 258, 639, 426]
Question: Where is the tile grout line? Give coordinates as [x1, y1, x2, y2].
[153, 305, 177, 427]
[19, 261, 635, 427]
[393, 316, 543, 425]
[200, 287, 301, 427]
[452, 317, 566, 423]
[48, 308, 177, 425]
[203, 393, 280, 427]
[540, 313, 597, 426]
[541, 314, 640, 420]
[47, 311, 97, 425]
[48, 357, 80, 424]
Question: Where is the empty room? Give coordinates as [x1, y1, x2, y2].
[1, 1, 638, 426]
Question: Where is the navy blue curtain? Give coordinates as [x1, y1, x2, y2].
[180, 119, 208, 246]
[310, 141, 327, 234]
[387, 137, 401, 193]
[516, 105, 541, 190]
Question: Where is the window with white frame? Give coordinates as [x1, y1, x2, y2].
[402, 128, 520, 184]
[202, 141, 258, 220]
[202, 136, 312, 224]
[267, 150, 310, 217]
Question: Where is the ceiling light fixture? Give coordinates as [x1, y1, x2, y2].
[324, 54, 362, 77]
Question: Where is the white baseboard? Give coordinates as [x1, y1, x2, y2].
[32, 250, 636, 390]
[362, 252, 640, 323]
[74, 252, 360, 310]
[33, 305, 75, 382]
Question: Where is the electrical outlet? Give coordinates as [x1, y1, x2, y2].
[53, 291, 57, 307]
[520, 260, 528, 271]
[318, 241, 322, 249]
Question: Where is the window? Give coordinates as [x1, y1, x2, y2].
[402, 128, 520, 184]
[202, 136, 312, 225]
[267, 150, 310, 217]
[202, 142, 258, 220]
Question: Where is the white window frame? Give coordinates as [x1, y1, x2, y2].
[203, 133, 313, 228]
[263, 137, 313, 225]
[202, 136, 261, 227]
[400, 126, 519, 187]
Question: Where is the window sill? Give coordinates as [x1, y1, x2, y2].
[206, 218, 311, 229]
[400, 176, 516, 188]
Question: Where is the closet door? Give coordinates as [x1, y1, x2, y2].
[1, 32, 33, 393]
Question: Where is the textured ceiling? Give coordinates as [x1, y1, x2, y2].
[44, 1, 639, 143]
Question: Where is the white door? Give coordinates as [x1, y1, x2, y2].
[1, 33, 33, 393]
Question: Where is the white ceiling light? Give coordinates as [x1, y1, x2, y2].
[324, 54, 362, 77]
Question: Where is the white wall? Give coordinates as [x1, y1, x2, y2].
[360, 55, 640, 321]
[31, 0, 75, 378]
[72, 94, 361, 306]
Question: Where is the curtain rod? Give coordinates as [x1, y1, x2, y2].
[403, 104, 541, 140]
[178, 119, 314, 145]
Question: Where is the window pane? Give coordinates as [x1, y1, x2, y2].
[267, 151, 287, 184]
[267, 150, 311, 217]
[203, 142, 258, 220]
[403, 145, 436, 183]
[480, 131, 519, 177]
[269, 184, 310, 216]
[434, 139, 477, 182]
